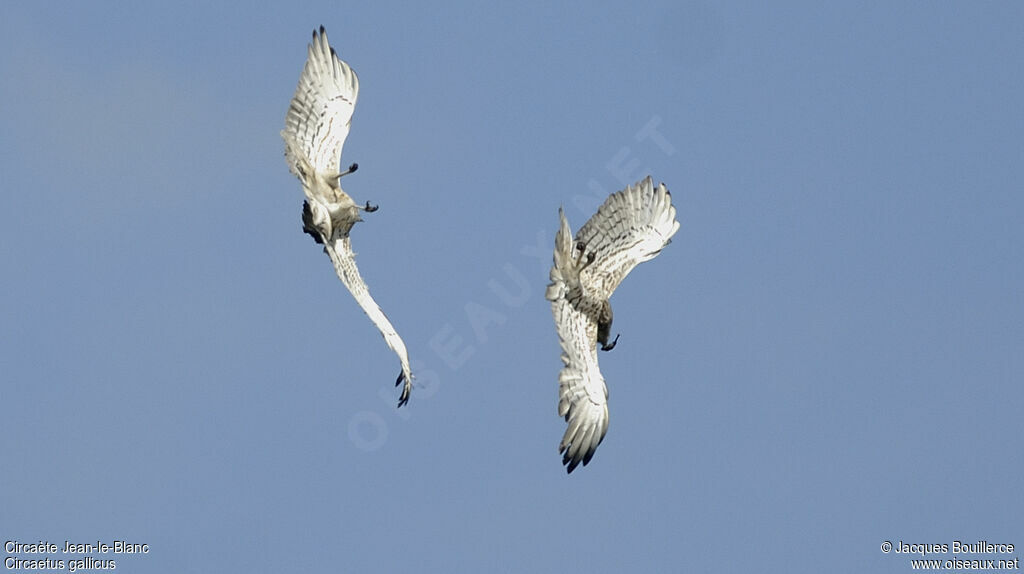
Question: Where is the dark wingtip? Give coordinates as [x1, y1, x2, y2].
[560, 445, 577, 473]
[302, 228, 323, 245]
[564, 457, 579, 473]
[395, 369, 410, 408]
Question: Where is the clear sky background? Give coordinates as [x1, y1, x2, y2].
[2, 2, 1022, 573]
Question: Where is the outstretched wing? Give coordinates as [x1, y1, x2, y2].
[547, 208, 610, 473]
[575, 176, 680, 301]
[324, 237, 414, 407]
[282, 26, 359, 177]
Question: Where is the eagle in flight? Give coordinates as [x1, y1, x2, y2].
[281, 26, 413, 407]
[546, 176, 680, 472]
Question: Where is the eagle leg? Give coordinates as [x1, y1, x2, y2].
[337, 162, 359, 178]
[597, 300, 617, 351]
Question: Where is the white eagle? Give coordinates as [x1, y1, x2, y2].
[281, 26, 413, 407]
[546, 176, 680, 472]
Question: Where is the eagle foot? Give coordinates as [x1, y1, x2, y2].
[363, 201, 379, 213]
[574, 241, 596, 269]
[600, 333, 620, 352]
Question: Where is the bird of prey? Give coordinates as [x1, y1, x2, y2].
[281, 26, 413, 407]
[546, 176, 680, 472]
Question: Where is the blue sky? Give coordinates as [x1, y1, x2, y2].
[2, 2, 1022, 572]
